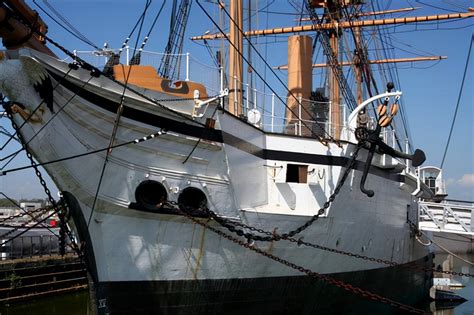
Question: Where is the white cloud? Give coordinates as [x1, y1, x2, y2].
[457, 174, 474, 187]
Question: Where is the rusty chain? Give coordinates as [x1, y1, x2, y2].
[0, 205, 49, 225]
[0, 207, 51, 239]
[176, 206, 426, 314]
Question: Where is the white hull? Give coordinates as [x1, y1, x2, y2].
[1, 49, 433, 313]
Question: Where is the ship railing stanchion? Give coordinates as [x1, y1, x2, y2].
[298, 96, 302, 136]
[271, 93, 275, 132]
[405, 138, 412, 176]
[245, 82, 249, 114]
[126, 45, 130, 65]
[253, 86, 257, 109]
[185, 52, 190, 81]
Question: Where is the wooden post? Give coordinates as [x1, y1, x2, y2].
[229, 0, 243, 116]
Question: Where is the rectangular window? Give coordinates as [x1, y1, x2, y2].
[286, 164, 308, 183]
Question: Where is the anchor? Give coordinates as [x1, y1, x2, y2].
[348, 83, 426, 198]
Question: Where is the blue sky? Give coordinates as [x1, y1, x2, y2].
[0, 0, 472, 201]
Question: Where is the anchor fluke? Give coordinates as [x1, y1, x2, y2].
[411, 149, 426, 167]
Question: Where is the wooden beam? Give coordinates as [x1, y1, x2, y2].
[191, 11, 474, 40]
[273, 56, 448, 70]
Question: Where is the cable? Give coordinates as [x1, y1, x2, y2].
[196, 0, 334, 144]
[1, 130, 165, 176]
[130, 0, 167, 64]
[440, 33, 472, 168]
[32, 0, 100, 50]
[87, 0, 151, 228]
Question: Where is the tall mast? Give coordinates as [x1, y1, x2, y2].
[354, 26, 363, 105]
[229, 0, 243, 116]
[326, 1, 342, 140]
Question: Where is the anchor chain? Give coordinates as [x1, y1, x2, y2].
[178, 143, 362, 242]
[408, 220, 474, 277]
[3, 105, 83, 259]
[0, 207, 50, 239]
[175, 206, 425, 314]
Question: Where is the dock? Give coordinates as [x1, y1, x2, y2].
[419, 200, 474, 253]
[0, 254, 88, 303]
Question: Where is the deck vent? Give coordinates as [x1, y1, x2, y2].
[135, 180, 167, 210]
[178, 187, 207, 210]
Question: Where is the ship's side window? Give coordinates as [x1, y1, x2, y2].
[286, 164, 308, 183]
[135, 180, 168, 210]
[178, 187, 207, 210]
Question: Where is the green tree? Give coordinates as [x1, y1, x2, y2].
[0, 198, 18, 207]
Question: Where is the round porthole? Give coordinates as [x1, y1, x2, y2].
[135, 180, 167, 210]
[178, 187, 207, 210]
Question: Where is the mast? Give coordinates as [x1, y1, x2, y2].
[228, 0, 243, 116]
[354, 27, 363, 105]
[326, 1, 342, 140]
[329, 30, 341, 139]
[286, 35, 313, 136]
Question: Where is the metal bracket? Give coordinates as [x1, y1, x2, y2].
[193, 88, 229, 118]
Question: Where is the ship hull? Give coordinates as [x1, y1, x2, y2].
[2, 50, 433, 314]
[94, 255, 432, 314]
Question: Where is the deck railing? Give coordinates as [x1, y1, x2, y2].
[68, 48, 409, 148]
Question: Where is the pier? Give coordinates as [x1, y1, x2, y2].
[419, 200, 474, 253]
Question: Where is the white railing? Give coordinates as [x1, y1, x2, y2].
[419, 201, 474, 235]
[68, 48, 411, 149]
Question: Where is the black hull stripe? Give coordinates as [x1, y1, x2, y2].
[51, 72, 403, 182]
[93, 255, 433, 314]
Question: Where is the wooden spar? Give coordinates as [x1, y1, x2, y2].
[228, 0, 243, 116]
[191, 11, 474, 40]
[0, 0, 55, 56]
[273, 56, 448, 70]
[299, 7, 421, 21]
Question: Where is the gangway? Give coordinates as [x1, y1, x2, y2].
[419, 200, 474, 236]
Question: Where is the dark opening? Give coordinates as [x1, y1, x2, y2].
[135, 180, 168, 210]
[286, 164, 308, 183]
[178, 187, 207, 210]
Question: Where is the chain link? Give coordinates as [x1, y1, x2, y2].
[175, 144, 361, 242]
[0, 207, 51, 239]
[175, 206, 425, 314]
[3, 105, 83, 260]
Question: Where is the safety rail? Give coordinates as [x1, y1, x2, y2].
[418, 200, 474, 235]
[67, 48, 409, 146]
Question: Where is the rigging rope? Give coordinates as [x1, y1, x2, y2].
[196, 0, 335, 145]
[440, 33, 473, 169]
[130, 0, 167, 65]
[87, 1, 151, 227]
[32, 0, 100, 50]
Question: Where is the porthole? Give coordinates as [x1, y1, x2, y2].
[178, 187, 207, 210]
[135, 180, 167, 210]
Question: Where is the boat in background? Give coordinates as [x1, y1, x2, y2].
[0, 0, 472, 313]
